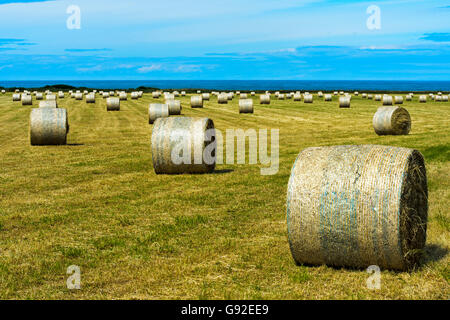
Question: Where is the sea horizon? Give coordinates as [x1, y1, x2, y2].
[1, 80, 449, 92]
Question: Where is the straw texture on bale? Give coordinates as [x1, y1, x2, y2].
[167, 100, 182, 115]
[304, 94, 313, 103]
[383, 95, 393, 105]
[218, 93, 228, 104]
[106, 97, 120, 111]
[21, 95, 32, 106]
[260, 94, 270, 105]
[239, 99, 254, 114]
[287, 145, 428, 271]
[373, 106, 411, 135]
[39, 100, 57, 108]
[191, 95, 203, 108]
[30, 107, 69, 145]
[149, 103, 169, 124]
[339, 96, 350, 108]
[151, 117, 216, 174]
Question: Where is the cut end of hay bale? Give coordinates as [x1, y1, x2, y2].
[373, 106, 411, 135]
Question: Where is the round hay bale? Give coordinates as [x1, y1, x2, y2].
[251, 92, 255, 96]
[239, 99, 254, 114]
[1, 89, 6, 94]
[419, 95, 427, 103]
[39, 100, 57, 108]
[119, 92, 127, 100]
[218, 93, 228, 104]
[75, 93, 83, 100]
[303, 94, 313, 103]
[373, 106, 411, 135]
[239, 93, 248, 99]
[197, 90, 201, 94]
[405, 95, 412, 101]
[191, 95, 203, 108]
[293, 93, 302, 101]
[394, 96, 404, 104]
[152, 91, 161, 98]
[109, 91, 115, 96]
[362, 93, 367, 99]
[106, 97, 120, 111]
[21, 95, 32, 106]
[164, 93, 175, 101]
[36, 93, 43, 100]
[202, 93, 210, 101]
[324, 94, 332, 101]
[151, 117, 216, 174]
[131, 92, 139, 99]
[13, 93, 21, 101]
[30, 107, 69, 145]
[278, 94, 285, 100]
[374, 95, 382, 101]
[318, 91, 324, 98]
[442, 95, 449, 102]
[383, 95, 393, 105]
[86, 94, 95, 103]
[434, 95, 442, 102]
[260, 94, 270, 105]
[149, 103, 169, 124]
[46, 94, 56, 101]
[167, 100, 182, 115]
[339, 96, 350, 108]
[227, 92, 234, 100]
[333, 91, 338, 96]
[367, 94, 373, 100]
[354, 91, 359, 96]
[102, 92, 110, 98]
[181, 91, 186, 96]
[58, 92, 65, 99]
[173, 91, 179, 97]
[287, 144, 428, 270]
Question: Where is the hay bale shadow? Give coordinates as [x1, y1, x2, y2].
[420, 244, 448, 266]
[212, 169, 234, 174]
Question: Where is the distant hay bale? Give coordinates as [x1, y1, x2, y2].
[251, 92, 255, 96]
[383, 95, 393, 105]
[15, 89, 20, 93]
[260, 94, 270, 105]
[293, 93, 302, 101]
[333, 91, 338, 96]
[434, 95, 442, 102]
[149, 103, 169, 124]
[21, 95, 32, 106]
[323, 94, 332, 101]
[167, 100, 182, 115]
[442, 95, 449, 102]
[106, 97, 120, 111]
[303, 94, 313, 103]
[373, 106, 411, 135]
[239, 99, 254, 114]
[354, 91, 359, 96]
[278, 94, 285, 100]
[86, 94, 95, 103]
[1, 89, 5, 94]
[218, 93, 228, 104]
[202, 93, 210, 101]
[406, 95, 412, 101]
[394, 96, 404, 104]
[191, 95, 203, 108]
[339, 96, 351, 108]
[197, 90, 201, 94]
[75, 93, 83, 100]
[131, 92, 139, 99]
[30, 107, 69, 145]
[227, 92, 234, 100]
[151, 117, 216, 174]
[119, 92, 127, 100]
[318, 91, 324, 98]
[367, 94, 373, 100]
[102, 92, 110, 98]
[58, 92, 65, 99]
[13, 93, 21, 101]
[287, 144, 428, 271]
[164, 93, 175, 101]
[173, 91, 179, 97]
[374, 95, 382, 101]
[39, 100, 57, 108]
[419, 95, 427, 103]
[138, 91, 143, 98]
[152, 91, 161, 98]
[46, 94, 56, 101]
[36, 93, 43, 100]
[239, 93, 248, 99]
[181, 91, 186, 96]
[362, 93, 367, 99]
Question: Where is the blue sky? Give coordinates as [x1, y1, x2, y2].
[0, 0, 449, 80]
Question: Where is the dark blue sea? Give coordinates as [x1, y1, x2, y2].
[1, 80, 449, 92]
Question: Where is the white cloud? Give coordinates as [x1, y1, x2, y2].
[137, 64, 162, 73]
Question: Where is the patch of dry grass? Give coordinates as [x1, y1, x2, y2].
[0, 92, 448, 299]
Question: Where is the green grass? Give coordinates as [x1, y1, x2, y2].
[0, 92, 448, 299]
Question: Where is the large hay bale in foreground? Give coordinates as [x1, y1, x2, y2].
[191, 95, 203, 108]
[239, 99, 254, 113]
[106, 97, 120, 111]
[21, 95, 32, 106]
[167, 100, 182, 115]
[30, 107, 69, 145]
[287, 145, 428, 271]
[149, 103, 169, 124]
[39, 100, 57, 108]
[339, 96, 350, 108]
[151, 117, 216, 174]
[373, 106, 411, 135]
[260, 94, 270, 105]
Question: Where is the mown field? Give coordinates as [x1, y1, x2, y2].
[0, 91, 448, 299]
